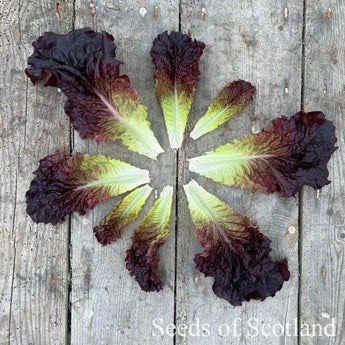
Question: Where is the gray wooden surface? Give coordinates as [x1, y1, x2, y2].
[301, 1, 345, 345]
[0, 1, 344, 345]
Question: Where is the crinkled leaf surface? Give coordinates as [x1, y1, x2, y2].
[151, 31, 205, 148]
[189, 112, 337, 197]
[125, 185, 173, 292]
[25, 28, 163, 159]
[191, 80, 256, 139]
[183, 180, 290, 306]
[94, 185, 152, 246]
[26, 153, 150, 225]
[25, 28, 338, 306]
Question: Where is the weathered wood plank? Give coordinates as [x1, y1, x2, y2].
[70, 1, 178, 344]
[2, 1, 344, 344]
[301, 2, 345, 344]
[175, 1, 302, 344]
[0, 0, 73, 344]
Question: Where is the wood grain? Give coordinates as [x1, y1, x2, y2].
[175, 1, 302, 344]
[70, 1, 178, 344]
[0, 0, 73, 344]
[1, 1, 345, 344]
[301, 1, 345, 344]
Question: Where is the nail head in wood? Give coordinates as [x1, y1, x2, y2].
[90, 3, 96, 15]
[316, 189, 320, 200]
[284, 81, 289, 94]
[153, 5, 160, 22]
[194, 270, 199, 285]
[199, 7, 206, 22]
[284, 7, 288, 21]
[139, 7, 147, 17]
[288, 226, 296, 234]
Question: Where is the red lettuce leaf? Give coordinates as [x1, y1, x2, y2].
[94, 185, 152, 246]
[191, 80, 256, 139]
[26, 153, 150, 225]
[189, 112, 337, 197]
[184, 180, 290, 306]
[125, 186, 173, 291]
[25, 28, 163, 159]
[126, 238, 166, 292]
[150, 31, 205, 148]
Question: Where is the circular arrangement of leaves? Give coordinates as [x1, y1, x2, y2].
[25, 28, 337, 306]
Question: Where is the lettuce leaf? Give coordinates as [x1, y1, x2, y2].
[125, 185, 173, 292]
[183, 180, 290, 306]
[25, 28, 163, 159]
[150, 31, 205, 149]
[94, 185, 152, 246]
[26, 153, 150, 225]
[189, 112, 337, 197]
[190, 80, 256, 139]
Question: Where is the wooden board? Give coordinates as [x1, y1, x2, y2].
[301, 1, 345, 344]
[0, 0, 73, 344]
[69, 1, 178, 344]
[175, 1, 301, 344]
[1, 1, 344, 344]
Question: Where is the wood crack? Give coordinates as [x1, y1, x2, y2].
[8, 156, 19, 345]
